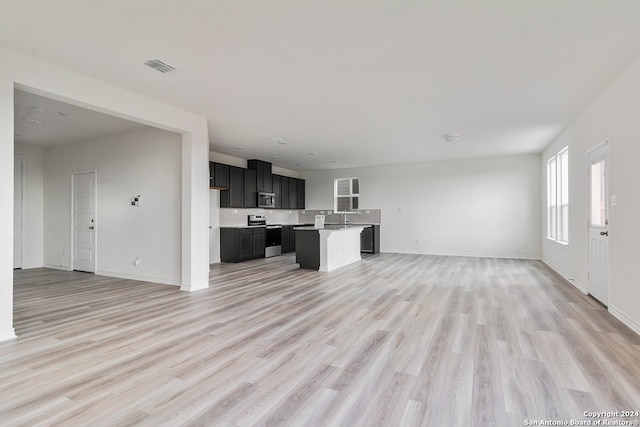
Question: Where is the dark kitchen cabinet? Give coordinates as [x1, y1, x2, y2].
[215, 162, 304, 210]
[289, 178, 297, 210]
[243, 168, 257, 208]
[221, 227, 266, 262]
[297, 179, 305, 209]
[281, 225, 297, 253]
[220, 166, 244, 208]
[248, 159, 272, 193]
[272, 175, 282, 209]
[210, 162, 229, 189]
[360, 224, 380, 253]
[280, 176, 290, 209]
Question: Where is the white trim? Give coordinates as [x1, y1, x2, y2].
[541, 259, 588, 294]
[14, 155, 25, 269]
[609, 305, 640, 336]
[95, 270, 181, 287]
[44, 264, 72, 271]
[0, 328, 17, 342]
[71, 170, 98, 273]
[383, 249, 542, 260]
[586, 137, 609, 154]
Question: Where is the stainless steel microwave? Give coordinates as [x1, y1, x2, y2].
[258, 192, 275, 208]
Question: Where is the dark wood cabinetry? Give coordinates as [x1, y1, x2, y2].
[220, 166, 244, 208]
[297, 178, 305, 209]
[272, 175, 282, 209]
[280, 176, 290, 209]
[221, 227, 266, 262]
[360, 224, 380, 253]
[248, 160, 272, 193]
[289, 178, 298, 209]
[210, 162, 230, 189]
[281, 225, 297, 253]
[214, 161, 305, 209]
[243, 168, 257, 208]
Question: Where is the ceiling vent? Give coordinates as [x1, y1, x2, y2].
[144, 59, 176, 73]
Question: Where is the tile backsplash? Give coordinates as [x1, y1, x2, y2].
[298, 209, 381, 225]
[219, 208, 301, 226]
[219, 208, 382, 226]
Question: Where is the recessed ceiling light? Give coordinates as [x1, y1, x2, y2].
[444, 134, 460, 143]
[270, 156, 278, 159]
[235, 146, 244, 150]
[332, 160, 337, 163]
[296, 163, 302, 166]
[32, 106, 43, 113]
[271, 136, 287, 144]
[309, 152, 317, 156]
[55, 111, 69, 117]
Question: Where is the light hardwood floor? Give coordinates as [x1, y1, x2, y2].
[2, 254, 640, 426]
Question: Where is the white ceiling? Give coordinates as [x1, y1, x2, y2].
[14, 90, 147, 147]
[3, 1, 640, 170]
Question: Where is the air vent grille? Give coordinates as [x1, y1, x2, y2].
[144, 59, 176, 73]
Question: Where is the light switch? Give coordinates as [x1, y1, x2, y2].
[611, 195, 618, 206]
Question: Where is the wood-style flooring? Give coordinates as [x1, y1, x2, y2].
[2, 254, 640, 426]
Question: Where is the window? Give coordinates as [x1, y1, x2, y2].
[547, 147, 569, 243]
[334, 177, 359, 213]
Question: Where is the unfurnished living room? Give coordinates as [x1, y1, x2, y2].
[2, 2, 640, 426]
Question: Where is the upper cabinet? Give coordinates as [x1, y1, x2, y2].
[272, 175, 282, 209]
[212, 160, 304, 209]
[297, 178, 305, 209]
[220, 165, 244, 208]
[243, 168, 257, 208]
[210, 162, 230, 189]
[248, 159, 272, 193]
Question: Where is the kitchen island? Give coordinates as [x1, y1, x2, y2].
[294, 225, 366, 272]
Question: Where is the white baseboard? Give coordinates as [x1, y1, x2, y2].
[44, 264, 72, 271]
[609, 305, 640, 336]
[95, 270, 180, 287]
[541, 259, 588, 294]
[0, 328, 17, 342]
[382, 249, 541, 260]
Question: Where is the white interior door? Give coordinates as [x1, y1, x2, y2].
[588, 143, 609, 306]
[14, 156, 23, 269]
[73, 171, 96, 273]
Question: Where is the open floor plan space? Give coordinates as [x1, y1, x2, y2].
[3, 255, 640, 426]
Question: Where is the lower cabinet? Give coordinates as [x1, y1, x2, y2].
[281, 225, 296, 253]
[360, 224, 380, 253]
[221, 227, 266, 262]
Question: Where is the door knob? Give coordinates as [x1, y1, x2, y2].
[89, 226, 94, 230]
[600, 231, 608, 236]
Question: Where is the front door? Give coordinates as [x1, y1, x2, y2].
[588, 143, 609, 306]
[73, 171, 96, 273]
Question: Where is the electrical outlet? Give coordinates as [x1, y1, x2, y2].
[134, 257, 140, 267]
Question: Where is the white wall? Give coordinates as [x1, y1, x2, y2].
[43, 127, 182, 284]
[14, 143, 44, 268]
[1, 46, 210, 341]
[304, 154, 542, 259]
[542, 52, 640, 334]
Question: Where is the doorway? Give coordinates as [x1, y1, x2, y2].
[588, 141, 609, 306]
[72, 171, 96, 273]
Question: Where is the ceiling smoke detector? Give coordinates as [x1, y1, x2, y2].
[444, 134, 460, 143]
[144, 59, 176, 73]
